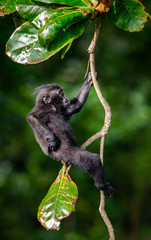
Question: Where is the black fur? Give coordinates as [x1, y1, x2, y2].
[27, 73, 114, 196]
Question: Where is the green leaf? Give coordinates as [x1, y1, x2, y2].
[33, 0, 93, 7]
[61, 42, 72, 59]
[6, 16, 90, 64]
[12, 12, 27, 28]
[109, 0, 148, 32]
[32, 7, 91, 46]
[0, 0, 16, 16]
[16, 0, 50, 21]
[37, 164, 78, 230]
[113, 0, 117, 14]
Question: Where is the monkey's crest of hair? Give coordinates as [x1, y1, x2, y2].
[33, 84, 60, 95]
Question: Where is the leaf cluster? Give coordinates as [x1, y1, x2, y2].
[0, 0, 150, 64]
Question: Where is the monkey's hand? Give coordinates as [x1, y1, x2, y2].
[87, 72, 99, 85]
[46, 135, 59, 151]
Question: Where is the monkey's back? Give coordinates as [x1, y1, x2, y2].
[47, 112, 78, 147]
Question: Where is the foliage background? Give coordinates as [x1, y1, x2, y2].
[0, 2, 151, 239]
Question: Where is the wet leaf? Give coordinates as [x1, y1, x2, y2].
[33, 0, 95, 7]
[16, 0, 50, 21]
[109, 0, 148, 32]
[0, 0, 16, 16]
[37, 164, 78, 230]
[32, 7, 91, 46]
[6, 16, 90, 64]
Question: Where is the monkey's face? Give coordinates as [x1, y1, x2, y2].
[36, 87, 70, 109]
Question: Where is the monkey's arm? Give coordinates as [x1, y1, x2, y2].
[66, 73, 93, 116]
[27, 114, 59, 150]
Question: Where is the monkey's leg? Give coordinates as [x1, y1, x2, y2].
[69, 148, 114, 196]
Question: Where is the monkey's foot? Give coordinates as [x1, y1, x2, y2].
[102, 182, 115, 197]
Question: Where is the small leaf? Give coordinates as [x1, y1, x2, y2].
[12, 12, 27, 28]
[113, 0, 116, 14]
[109, 0, 148, 32]
[37, 164, 78, 230]
[6, 17, 90, 64]
[61, 42, 72, 59]
[0, 0, 16, 16]
[33, 0, 93, 7]
[32, 7, 91, 46]
[16, 0, 50, 21]
[96, 0, 113, 13]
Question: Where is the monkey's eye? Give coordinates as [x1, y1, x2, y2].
[43, 96, 50, 104]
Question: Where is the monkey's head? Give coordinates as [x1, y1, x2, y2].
[34, 84, 70, 110]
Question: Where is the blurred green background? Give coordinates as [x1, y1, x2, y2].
[0, 4, 151, 240]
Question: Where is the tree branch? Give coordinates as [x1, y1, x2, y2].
[82, 16, 115, 240]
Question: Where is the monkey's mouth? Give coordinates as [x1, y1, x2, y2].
[63, 97, 70, 107]
[63, 96, 70, 106]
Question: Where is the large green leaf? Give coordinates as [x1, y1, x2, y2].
[16, 0, 50, 21]
[33, 0, 96, 7]
[109, 0, 148, 32]
[32, 7, 91, 46]
[0, 0, 16, 16]
[37, 164, 78, 230]
[6, 16, 90, 64]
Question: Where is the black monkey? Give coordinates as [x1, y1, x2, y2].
[27, 73, 114, 196]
